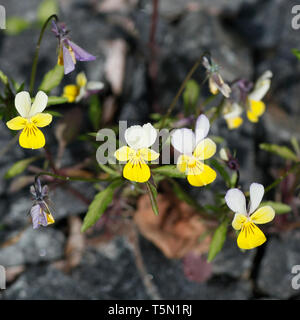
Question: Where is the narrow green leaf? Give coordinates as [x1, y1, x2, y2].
[152, 165, 185, 179]
[183, 79, 200, 114]
[291, 137, 300, 156]
[5, 17, 30, 35]
[98, 164, 120, 177]
[37, 0, 58, 25]
[5, 157, 39, 179]
[260, 201, 292, 215]
[207, 218, 229, 262]
[209, 159, 230, 187]
[81, 179, 123, 232]
[39, 65, 64, 93]
[260, 143, 298, 162]
[146, 181, 159, 215]
[88, 95, 102, 130]
[292, 48, 300, 60]
[0, 71, 8, 85]
[47, 96, 68, 106]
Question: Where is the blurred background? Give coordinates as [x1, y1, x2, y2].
[0, 0, 300, 300]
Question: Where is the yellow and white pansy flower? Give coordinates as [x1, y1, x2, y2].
[171, 115, 217, 187]
[6, 91, 52, 149]
[222, 100, 244, 130]
[63, 72, 104, 103]
[225, 183, 275, 250]
[114, 123, 159, 183]
[246, 70, 272, 123]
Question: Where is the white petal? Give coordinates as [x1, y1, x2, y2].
[223, 102, 243, 120]
[195, 114, 210, 144]
[125, 125, 147, 150]
[249, 183, 265, 214]
[15, 91, 32, 118]
[142, 123, 157, 148]
[225, 188, 247, 215]
[248, 70, 272, 101]
[29, 91, 48, 117]
[171, 128, 195, 155]
[86, 81, 104, 91]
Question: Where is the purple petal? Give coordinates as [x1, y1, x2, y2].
[51, 20, 59, 36]
[42, 185, 49, 198]
[30, 205, 48, 229]
[63, 44, 75, 75]
[68, 40, 96, 62]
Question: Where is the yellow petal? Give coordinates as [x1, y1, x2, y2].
[31, 113, 52, 128]
[114, 146, 133, 161]
[209, 77, 219, 95]
[193, 138, 216, 160]
[6, 116, 28, 130]
[19, 124, 46, 149]
[250, 206, 275, 224]
[226, 117, 243, 129]
[139, 148, 160, 162]
[46, 213, 55, 225]
[247, 100, 265, 122]
[177, 154, 190, 173]
[76, 72, 87, 88]
[232, 213, 247, 231]
[63, 85, 80, 103]
[187, 162, 217, 187]
[237, 222, 266, 250]
[123, 160, 151, 183]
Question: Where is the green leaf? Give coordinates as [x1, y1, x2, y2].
[5, 17, 30, 35]
[46, 110, 63, 117]
[146, 181, 159, 215]
[260, 143, 299, 162]
[88, 95, 102, 130]
[210, 136, 225, 144]
[207, 218, 229, 262]
[5, 157, 39, 179]
[98, 164, 120, 177]
[81, 179, 123, 232]
[47, 96, 68, 106]
[260, 201, 292, 215]
[183, 79, 200, 114]
[230, 171, 238, 188]
[152, 165, 185, 179]
[39, 65, 64, 93]
[291, 137, 300, 156]
[292, 48, 300, 60]
[209, 159, 230, 187]
[0, 71, 8, 86]
[37, 0, 59, 25]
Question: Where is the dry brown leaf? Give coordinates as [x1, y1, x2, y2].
[98, 0, 138, 13]
[134, 193, 214, 259]
[8, 175, 35, 193]
[64, 216, 85, 272]
[5, 265, 25, 283]
[104, 39, 127, 96]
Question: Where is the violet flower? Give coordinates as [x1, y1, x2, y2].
[30, 178, 55, 229]
[51, 21, 96, 75]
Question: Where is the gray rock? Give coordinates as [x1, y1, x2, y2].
[257, 231, 300, 299]
[71, 236, 149, 299]
[3, 265, 90, 299]
[213, 238, 256, 279]
[0, 227, 65, 267]
[139, 236, 252, 299]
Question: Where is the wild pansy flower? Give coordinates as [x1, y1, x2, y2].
[202, 56, 231, 98]
[6, 91, 52, 149]
[30, 178, 55, 229]
[222, 72, 272, 129]
[225, 183, 275, 250]
[246, 70, 272, 123]
[63, 71, 104, 103]
[51, 21, 96, 75]
[114, 123, 159, 183]
[171, 115, 217, 187]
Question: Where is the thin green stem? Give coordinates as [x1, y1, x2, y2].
[264, 162, 300, 194]
[36, 171, 112, 183]
[29, 14, 58, 95]
[159, 52, 209, 130]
